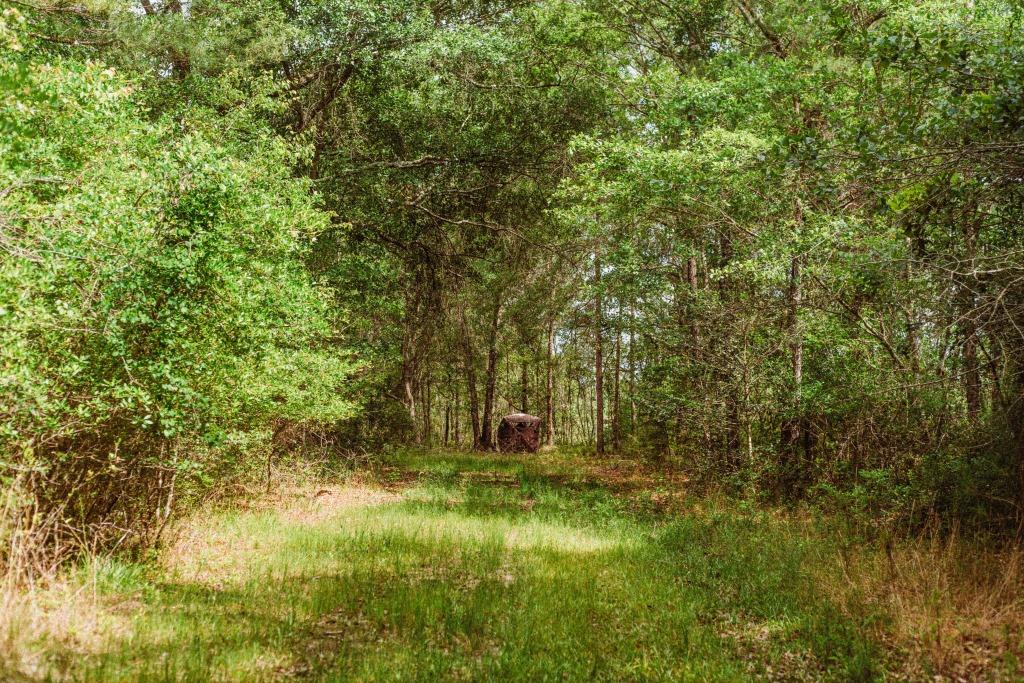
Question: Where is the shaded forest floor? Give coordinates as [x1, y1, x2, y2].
[4, 450, 1022, 681]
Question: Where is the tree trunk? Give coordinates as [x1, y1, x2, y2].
[964, 215, 982, 421]
[401, 338, 419, 443]
[594, 252, 605, 456]
[905, 236, 922, 374]
[965, 330, 982, 420]
[520, 358, 529, 413]
[480, 295, 503, 450]
[628, 302, 636, 435]
[791, 255, 803, 410]
[687, 256, 700, 363]
[613, 325, 621, 452]
[587, 381, 596, 442]
[1009, 348, 1024, 529]
[443, 403, 450, 446]
[566, 370, 574, 443]
[546, 318, 555, 446]
[453, 382, 461, 446]
[719, 233, 741, 465]
[778, 231, 806, 490]
[459, 306, 481, 448]
[422, 372, 432, 446]
[672, 256, 700, 455]
[686, 256, 698, 289]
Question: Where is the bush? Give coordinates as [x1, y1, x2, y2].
[0, 19, 358, 575]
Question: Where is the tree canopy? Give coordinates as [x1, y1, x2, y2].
[3, 0, 1024, 564]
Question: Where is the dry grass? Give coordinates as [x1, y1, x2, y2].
[0, 458, 370, 680]
[0, 564, 132, 682]
[161, 480, 403, 588]
[622, 477, 1024, 679]
[818, 528, 1024, 680]
[277, 484, 403, 525]
[576, 457, 1024, 678]
[0, 480, 112, 681]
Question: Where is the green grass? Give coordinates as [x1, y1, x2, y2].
[54, 450, 883, 682]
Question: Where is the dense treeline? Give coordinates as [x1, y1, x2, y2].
[2, 0, 1023, 573]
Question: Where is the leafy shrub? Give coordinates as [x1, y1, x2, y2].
[0, 19, 358, 573]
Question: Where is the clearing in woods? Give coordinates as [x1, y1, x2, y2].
[49, 451, 880, 681]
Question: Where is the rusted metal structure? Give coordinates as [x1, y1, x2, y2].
[497, 412, 542, 453]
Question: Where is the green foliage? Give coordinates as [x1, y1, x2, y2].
[5, 2, 1024, 672]
[543, 0, 1024, 530]
[5, 0, 1024, 565]
[1, 10, 359, 562]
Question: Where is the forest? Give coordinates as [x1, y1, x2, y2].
[2, 0, 1024, 680]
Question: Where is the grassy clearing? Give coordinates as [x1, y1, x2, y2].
[3, 449, 1021, 681]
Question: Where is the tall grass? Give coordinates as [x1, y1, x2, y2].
[2, 449, 1022, 680]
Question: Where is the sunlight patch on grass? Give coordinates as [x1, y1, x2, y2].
[163, 485, 635, 596]
[163, 485, 401, 586]
[345, 506, 639, 554]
